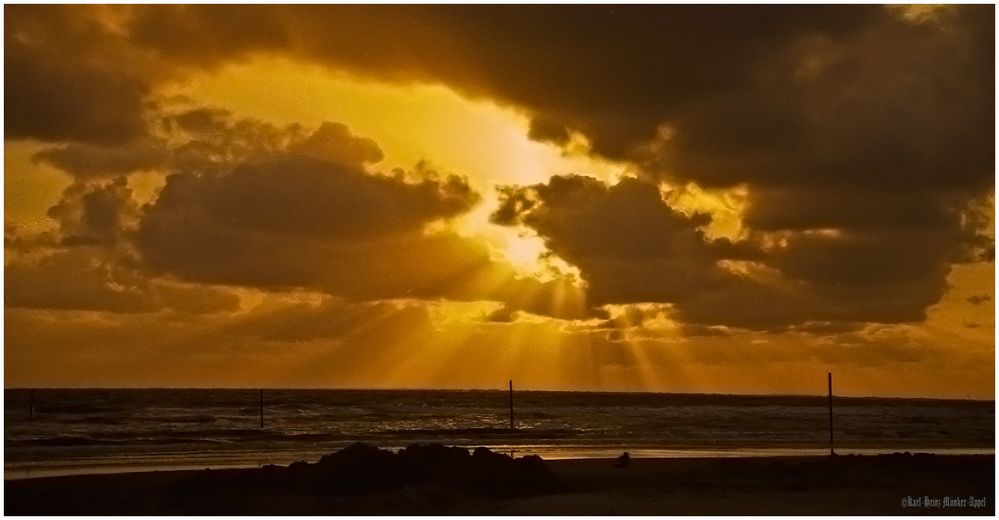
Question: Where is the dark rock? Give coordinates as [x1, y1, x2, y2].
[397, 443, 471, 483]
[173, 443, 562, 500]
[465, 446, 560, 497]
[288, 460, 309, 472]
[510, 454, 559, 495]
[314, 442, 401, 495]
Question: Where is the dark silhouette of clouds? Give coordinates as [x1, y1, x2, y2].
[47, 177, 140, 246]
[4, 5, 994, 333]
[492, 173, 991, 329]
[967, 294, 991, 306]
[5, 248, 240, 314]
[33, 139, 169, 179]
[5, 6, 157, 144]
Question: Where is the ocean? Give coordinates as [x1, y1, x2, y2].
[4, 389, 994, 478]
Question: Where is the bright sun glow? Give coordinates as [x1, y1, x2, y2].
[160, 57, 626, 188]
[157, 56, 627, 284]
[498, 230, 548, 273]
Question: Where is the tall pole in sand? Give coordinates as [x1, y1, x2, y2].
[828, 372, 834, 456]
[259, 389, 264, 428]
[509, 380, 515, 430]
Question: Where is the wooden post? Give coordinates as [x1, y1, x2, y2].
[259, 389, 264, 428]
[508, 380, 514, 430]
[828, 372, 834, 455]
[28, 389, 34, 421]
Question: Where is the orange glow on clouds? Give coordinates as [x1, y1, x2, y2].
[4, 37, 993, 399]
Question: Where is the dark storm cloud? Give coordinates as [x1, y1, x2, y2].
[120, 5, 884, 157]
[494, 175, 757, 307]
[744, 188, 977, 233]
[8, 6, 991, 182]
[5, 174, 241, 315]
[10, 96, 587, 319]
[142, 157, 476, 242]
[646, 7, 993, 191]
[5, 249, 240, 314]
[493, 175, 744, 310]
[127, 5, 290, 70]
[492, 173, 989, 330]
[494, 175, 721, 262]
[5, 6, 158, 144]
[5, 250, 153, 313]
[4, 48, 148, 144]
[293, 122, 385, 167]
[135, 152, 585, 319]
[137, 185, 482, 295]
[47, 177, 140, 246]
[4, 224, 60, 255]
[33, 139, 169, 178]
[451, 5, 992, 330]
[128, 116, 485, 295]
[0, 6, 903, 148]
[4, 5, 993, 331]
[9, 4, 990, 194]
[129, 113, 588, 318]
[120, 4, 990, 190]
[789, 321, 866, 336]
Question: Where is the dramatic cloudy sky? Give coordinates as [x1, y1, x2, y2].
[4, 5, 994, 397]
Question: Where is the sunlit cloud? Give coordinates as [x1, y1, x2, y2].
[3, 5, 993, 397]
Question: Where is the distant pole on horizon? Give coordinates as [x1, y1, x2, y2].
[828, 372, 834, 456]
[28, 389, 34, 421]
[259, 389, 264, 429]
[509, 380, 515, 430]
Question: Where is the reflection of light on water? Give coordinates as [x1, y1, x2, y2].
[6, 446, 994, 481]
[496, 446, 998, 460]
[7, 389, 993, 480]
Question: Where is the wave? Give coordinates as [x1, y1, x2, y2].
[5, 389, 993, 470]
[377, 427, 577, 439]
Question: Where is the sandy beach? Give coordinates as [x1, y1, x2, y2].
[5, 451, 994, 515]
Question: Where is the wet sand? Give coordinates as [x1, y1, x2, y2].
[5, 453, 994, 515]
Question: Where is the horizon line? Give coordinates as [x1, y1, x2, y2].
[3, 386, 993, 403]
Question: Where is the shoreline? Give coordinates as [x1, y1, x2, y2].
[6, 446, 995, 481]
[5, 449, 994, 515]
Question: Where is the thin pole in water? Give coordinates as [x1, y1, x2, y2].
[828, 372, 834, 456]
[259, 389, 264, 428]
[28, 389, 34, 421]
[509, 380, 515, 430]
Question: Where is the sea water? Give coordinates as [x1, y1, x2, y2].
[4, 389, 993, 478]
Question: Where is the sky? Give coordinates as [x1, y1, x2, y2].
[4, 5, 995, 398]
